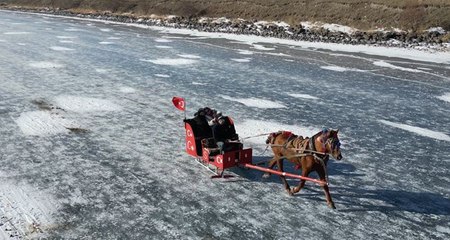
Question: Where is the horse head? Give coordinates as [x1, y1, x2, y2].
[325, 129, 342, 160]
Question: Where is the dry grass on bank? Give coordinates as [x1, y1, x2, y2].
[1, 0, 450, 31]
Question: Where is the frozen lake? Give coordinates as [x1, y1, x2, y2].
[1, 10, 450, 239]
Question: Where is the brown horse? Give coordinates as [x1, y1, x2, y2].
[265, 129, 342, 208]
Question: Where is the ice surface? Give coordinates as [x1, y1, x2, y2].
[220, 95, 286, 109]
[1, 10, 449, 240]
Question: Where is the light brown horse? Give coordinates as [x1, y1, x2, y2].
[265, 129, 342, 208]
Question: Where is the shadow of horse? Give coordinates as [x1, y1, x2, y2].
[331, 187, 450, 216]
[233, 156, 450, 216]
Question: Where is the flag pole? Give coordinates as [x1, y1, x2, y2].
[184, 100, 187, 120]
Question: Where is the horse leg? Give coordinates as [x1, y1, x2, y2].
[262, 157, 278, 178]
[317, 168, 336, 209]
[292, 168, 309, 194]
[276, 158, 292, 195]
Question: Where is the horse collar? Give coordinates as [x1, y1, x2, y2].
[309, 135, 316, 152]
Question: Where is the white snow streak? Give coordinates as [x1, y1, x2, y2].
[220, 95, 286, 109]
[252, 44, 275, 51]
[155, 45, 173, 49]
[237, 50, 254, 55]
[141, 58, 198, 66]
[288, 93, 319, 100]
[29, 61, 64, 69]
[437, 93, 450, 103]
[49, 46, 74, 51]
[379, 120, 450, 142]
[3, 31, 30, 35]
[54, 95, 122, 113]
[373, 61, 422, 73]
[119, 86, 137, 93]
[154, 74, 170, 78]
[321, 66, 366, 72]
[177, 54, 201, 59]
[231, 58, 251, 63]
[155, 38, 172, 43]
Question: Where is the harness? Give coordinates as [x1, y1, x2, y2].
[270, 132, 331, 184]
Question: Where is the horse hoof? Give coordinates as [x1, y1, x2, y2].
[262, 173, 270, 179]
[328, 203, 336, 209]
[287, 189, 294, 196]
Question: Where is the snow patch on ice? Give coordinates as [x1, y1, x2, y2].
[237, 50, 254, 55]
[95, 68, 108, 73]
[288, 93, 319, 100]
[119, 86, 137, 93]
[379, 120, 450, 142]
[155, 38, 172, 43]
[235, 119, 319, 144]
[59, 40, 74, 43]
[321, 66, 366, 72]
[65, 28, 82, 32]
[220, 95, 286, 109]
[155, 45, 173, 49]
[231, 58, 251, 63]
[177, 54, 201, 59]
[15, 111, 77, 136]
[373, 61, 422, 73]
[154, 74, 170, 78]
[252, 44, 275, 51]
[107, 37, 121, 40]
[436, 226, 450, 234]
[54, 95, 122, 113]
[141, 58, 198, 66]
[3, 31, 30, 35]
[437, 93, 450, 103]
[99, 28, 112, 32]
[192, 82, 207, 85]
[0, 176, 59, 239]
[29, 61, 64, 69]
[49, 46, 74, 51]
[99, 41, 114, 45]
[56, 36, 76, 39]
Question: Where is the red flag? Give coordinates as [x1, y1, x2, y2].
[172, 97, 185, 111]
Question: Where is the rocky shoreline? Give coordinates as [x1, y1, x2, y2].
[3, 6, 450, 51]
